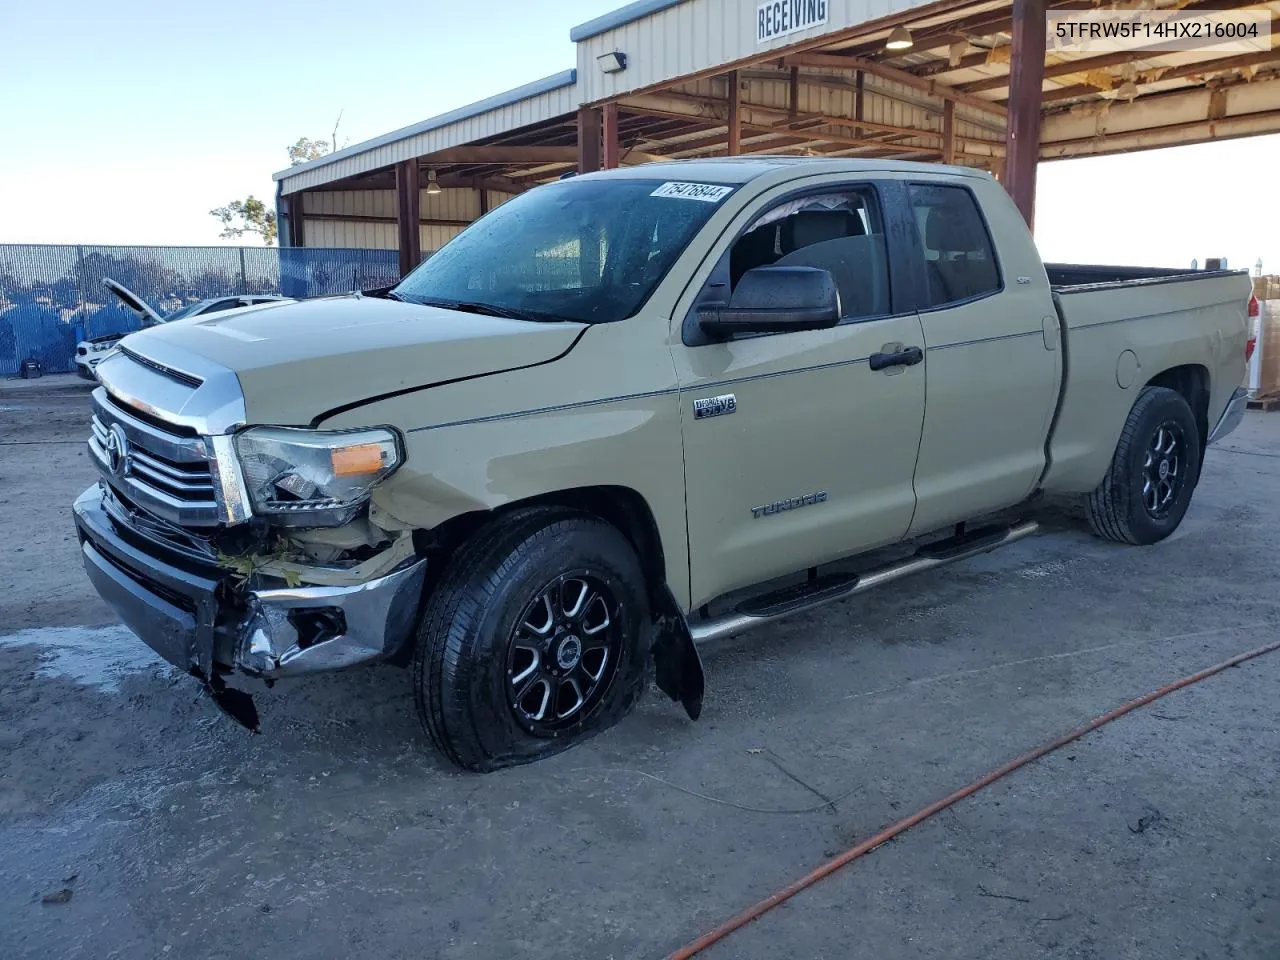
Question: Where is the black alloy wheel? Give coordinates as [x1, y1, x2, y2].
[413, 507, 650, 772]
[505, 573, 623, 734]
[1085, 385, 1201, 546]
[1140, 420, 1186, 520]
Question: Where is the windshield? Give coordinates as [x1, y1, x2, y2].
[162, 301, 205, 323]
[392, 177, 736, 324]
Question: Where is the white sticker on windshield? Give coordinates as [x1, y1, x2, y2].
[650, 181, 734, 203]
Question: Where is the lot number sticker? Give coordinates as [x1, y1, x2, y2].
[651, 182, 734, 202]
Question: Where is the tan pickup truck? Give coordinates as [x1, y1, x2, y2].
[73, 158, 1252, 770]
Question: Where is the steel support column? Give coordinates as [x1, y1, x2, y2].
[854, 70, 864, 139]
[1004, 0, 1046, 229]
[726, 71, 742, 155]
[578, 105, 602, 173]
[942, 101, 956, 164]
[602, 102, 621, 169]
[394, 160, 421, 278]
[289, 192, 305, 247]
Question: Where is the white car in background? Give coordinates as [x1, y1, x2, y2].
[75, 279, 292, 381]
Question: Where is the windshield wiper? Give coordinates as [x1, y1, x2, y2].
[416, 298, 560, 323]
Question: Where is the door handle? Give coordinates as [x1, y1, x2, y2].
[868, 345, 924, 371]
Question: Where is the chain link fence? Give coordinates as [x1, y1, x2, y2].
[0, 244, 404, 375]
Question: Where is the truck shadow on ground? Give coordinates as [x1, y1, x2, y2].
[1, 483, 1260, 828]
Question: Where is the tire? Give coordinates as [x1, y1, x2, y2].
[413, 507, 650, 772]
[1084, 385, 1201, 546]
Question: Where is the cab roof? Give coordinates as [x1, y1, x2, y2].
[570, 156, 995, 186]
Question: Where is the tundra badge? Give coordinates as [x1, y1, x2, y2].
[693, 394, 737, 420]
[751, 491, 828, 519]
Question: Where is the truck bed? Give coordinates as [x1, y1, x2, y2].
[1045, 263, 1236, 289]
[1040, 268, 1252, 495]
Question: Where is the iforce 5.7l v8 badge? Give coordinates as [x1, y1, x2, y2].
[692, 394, 737, 420]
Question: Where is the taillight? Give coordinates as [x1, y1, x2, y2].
[1248, 295, 1259, 317]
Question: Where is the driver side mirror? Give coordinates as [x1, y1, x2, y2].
[698, 265, 841, 338]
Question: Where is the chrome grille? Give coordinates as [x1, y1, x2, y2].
[88, 388, 222, 527]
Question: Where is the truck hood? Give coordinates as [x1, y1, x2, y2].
[126, 294, 586, 425]
[103, 277, 165, 326]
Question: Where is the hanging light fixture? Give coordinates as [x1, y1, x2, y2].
[885, 25, 914, 51]
[425, 169, 442, 195]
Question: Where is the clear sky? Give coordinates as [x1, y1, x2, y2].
[1, 0, 1274, 273]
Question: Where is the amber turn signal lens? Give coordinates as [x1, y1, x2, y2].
[331, 443, 386, 477]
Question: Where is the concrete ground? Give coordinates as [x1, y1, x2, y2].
[1, 382, 1277, 960]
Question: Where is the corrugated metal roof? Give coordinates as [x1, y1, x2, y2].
[569, 0, 690, 42]
[277, 0, 1280, 222]
[274, 69, 579, 189]
[573, 0, 938, 105]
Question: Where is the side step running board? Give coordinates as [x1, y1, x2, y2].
[688, 520, 1040, 645]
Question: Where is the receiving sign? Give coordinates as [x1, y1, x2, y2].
[757, 0, 829, 44]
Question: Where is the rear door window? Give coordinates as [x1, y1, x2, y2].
[907, 184, 1001, 308]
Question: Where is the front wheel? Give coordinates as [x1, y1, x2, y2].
[413, 507, 649, 771]
[1085, 385, 1201, 545]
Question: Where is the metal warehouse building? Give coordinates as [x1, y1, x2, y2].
[273, 0, 1280, 277]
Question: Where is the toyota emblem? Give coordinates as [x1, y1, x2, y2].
[104, 423, 131, 479]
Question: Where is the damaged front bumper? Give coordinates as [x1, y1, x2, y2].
[73, 483, 426, 696]
[236, 564, 425, 676]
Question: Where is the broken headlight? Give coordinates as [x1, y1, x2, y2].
[233, 426, 403, 527]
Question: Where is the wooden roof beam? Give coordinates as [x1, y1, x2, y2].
[810, 113, 940, 139]
[435, 174, 530, 194]
[835, 10, 1025, 58]
[1033, 49, 1280, 104]
[732, 70, 954, 136]
[967, 30, 1278, 95]
[422, 146, 579, 165]
[502, 162, 579, 182]
[953, 0, 1274, 92]
[630, 88, 940, 136]
[838, 0, 1259, 62]
[623, 91, 1007, 154]
[782, 52, 1007, 117]
[665, 132, 807, 159]
[643, 123, 732, 149]
[1041, 74, 1280, 140]
[1041, 107, 1280, 158]
[794, 72, 1007, 134]
[659, 130, 756, 156]
[741, 121, 939, 153]
[914, 49, 999, 78]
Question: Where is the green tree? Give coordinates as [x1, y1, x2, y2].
[212, 118, 347, 245]
[288, 137, 330, 166]
[209, 196, 278, 246]
[288, 113, 348, 166]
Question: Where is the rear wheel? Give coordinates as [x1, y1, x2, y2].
[413, 507, 649, 771]
[1085, 386, 1201, 545]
